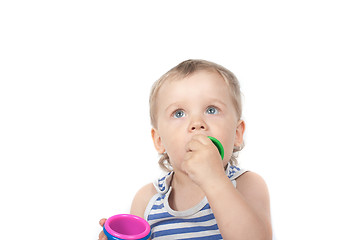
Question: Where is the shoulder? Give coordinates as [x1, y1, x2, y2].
[236, 171, 270, 205]
[236, 171, 269, 192]
[236, 172, 272, 227]
[130, 183, 157, 219]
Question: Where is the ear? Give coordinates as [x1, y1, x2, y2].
[234, 120, 245, 147]
[151, 128, 166, 154]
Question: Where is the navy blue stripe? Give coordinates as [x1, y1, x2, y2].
[151, 224, 219, 238]
[151, 203, 164, 210]
[150, 212, 216, 228]
[147, 211, 173, 221]
[180, 234, 223, 240]
[201, 203, 210, 210]
[154, 195, 165, 202]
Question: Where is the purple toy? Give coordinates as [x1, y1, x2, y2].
[103, 214, 151, 240]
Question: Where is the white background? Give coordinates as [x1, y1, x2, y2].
[1, 1, 358, 239]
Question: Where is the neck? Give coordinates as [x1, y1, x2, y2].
[168, 170, 206, 211]
[171, 170, 205, 197]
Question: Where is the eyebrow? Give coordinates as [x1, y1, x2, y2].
[165, 102, 184, 113]
[208, 99, 227, 107]
[164, 99, 227, 112]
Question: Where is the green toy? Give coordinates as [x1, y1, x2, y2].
[207, 136, 224, 160]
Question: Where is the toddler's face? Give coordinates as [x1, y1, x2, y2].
[152, 70, 244, 171]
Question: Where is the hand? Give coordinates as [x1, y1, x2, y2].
[182, 135, 226, 189]
[98, 218, 107, 240]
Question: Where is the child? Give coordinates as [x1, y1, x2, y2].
[99, 59, 272, 240]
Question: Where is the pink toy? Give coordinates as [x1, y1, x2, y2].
[103, 214, 151, 240]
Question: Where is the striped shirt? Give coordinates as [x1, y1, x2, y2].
[144, 163, 247, 239]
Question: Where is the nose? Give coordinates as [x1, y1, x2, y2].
[188, 116, 208, 132]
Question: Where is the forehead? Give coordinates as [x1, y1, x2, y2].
[157, 70, 232, 108]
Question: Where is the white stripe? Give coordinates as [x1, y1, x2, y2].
[144, 193, 161, 221]
[153, 218, 218, 232]
[154, 229, 221, 240]
[147, 207, 214, 226]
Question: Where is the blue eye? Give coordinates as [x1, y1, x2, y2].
[206, 106, 219, 115]
[173, 109, 186, 118]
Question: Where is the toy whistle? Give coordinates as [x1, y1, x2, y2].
[208, 136, 224, 160]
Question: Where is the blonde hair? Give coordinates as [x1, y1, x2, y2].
[149, 59, 244, 171]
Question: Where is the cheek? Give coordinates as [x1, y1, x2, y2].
[160, 131, 188, 163]
[222, 141, 234, 162]
[219, 128, 238, 160]
[160, 129, 182, 153]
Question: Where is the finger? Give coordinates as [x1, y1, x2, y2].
[99, 218, 107, 227]
[99, 230, 107, 240]
[192, 134, 209, 144]
[185, 138, 203, 152]
[186, 134, 213, 152]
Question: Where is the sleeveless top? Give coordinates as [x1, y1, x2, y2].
[144, 163, 247, 239]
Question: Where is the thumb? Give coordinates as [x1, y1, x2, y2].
[99, 218, 107, 227]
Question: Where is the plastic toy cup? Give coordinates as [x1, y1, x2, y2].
[103, 214, 151, 240]
[208, 136, 224, 160]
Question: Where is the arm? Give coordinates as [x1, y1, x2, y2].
[203, 171, 272, 240]
[130, 183, 157, 219]
[182, 135, 272, 240]
[130, 183, 156, 240]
